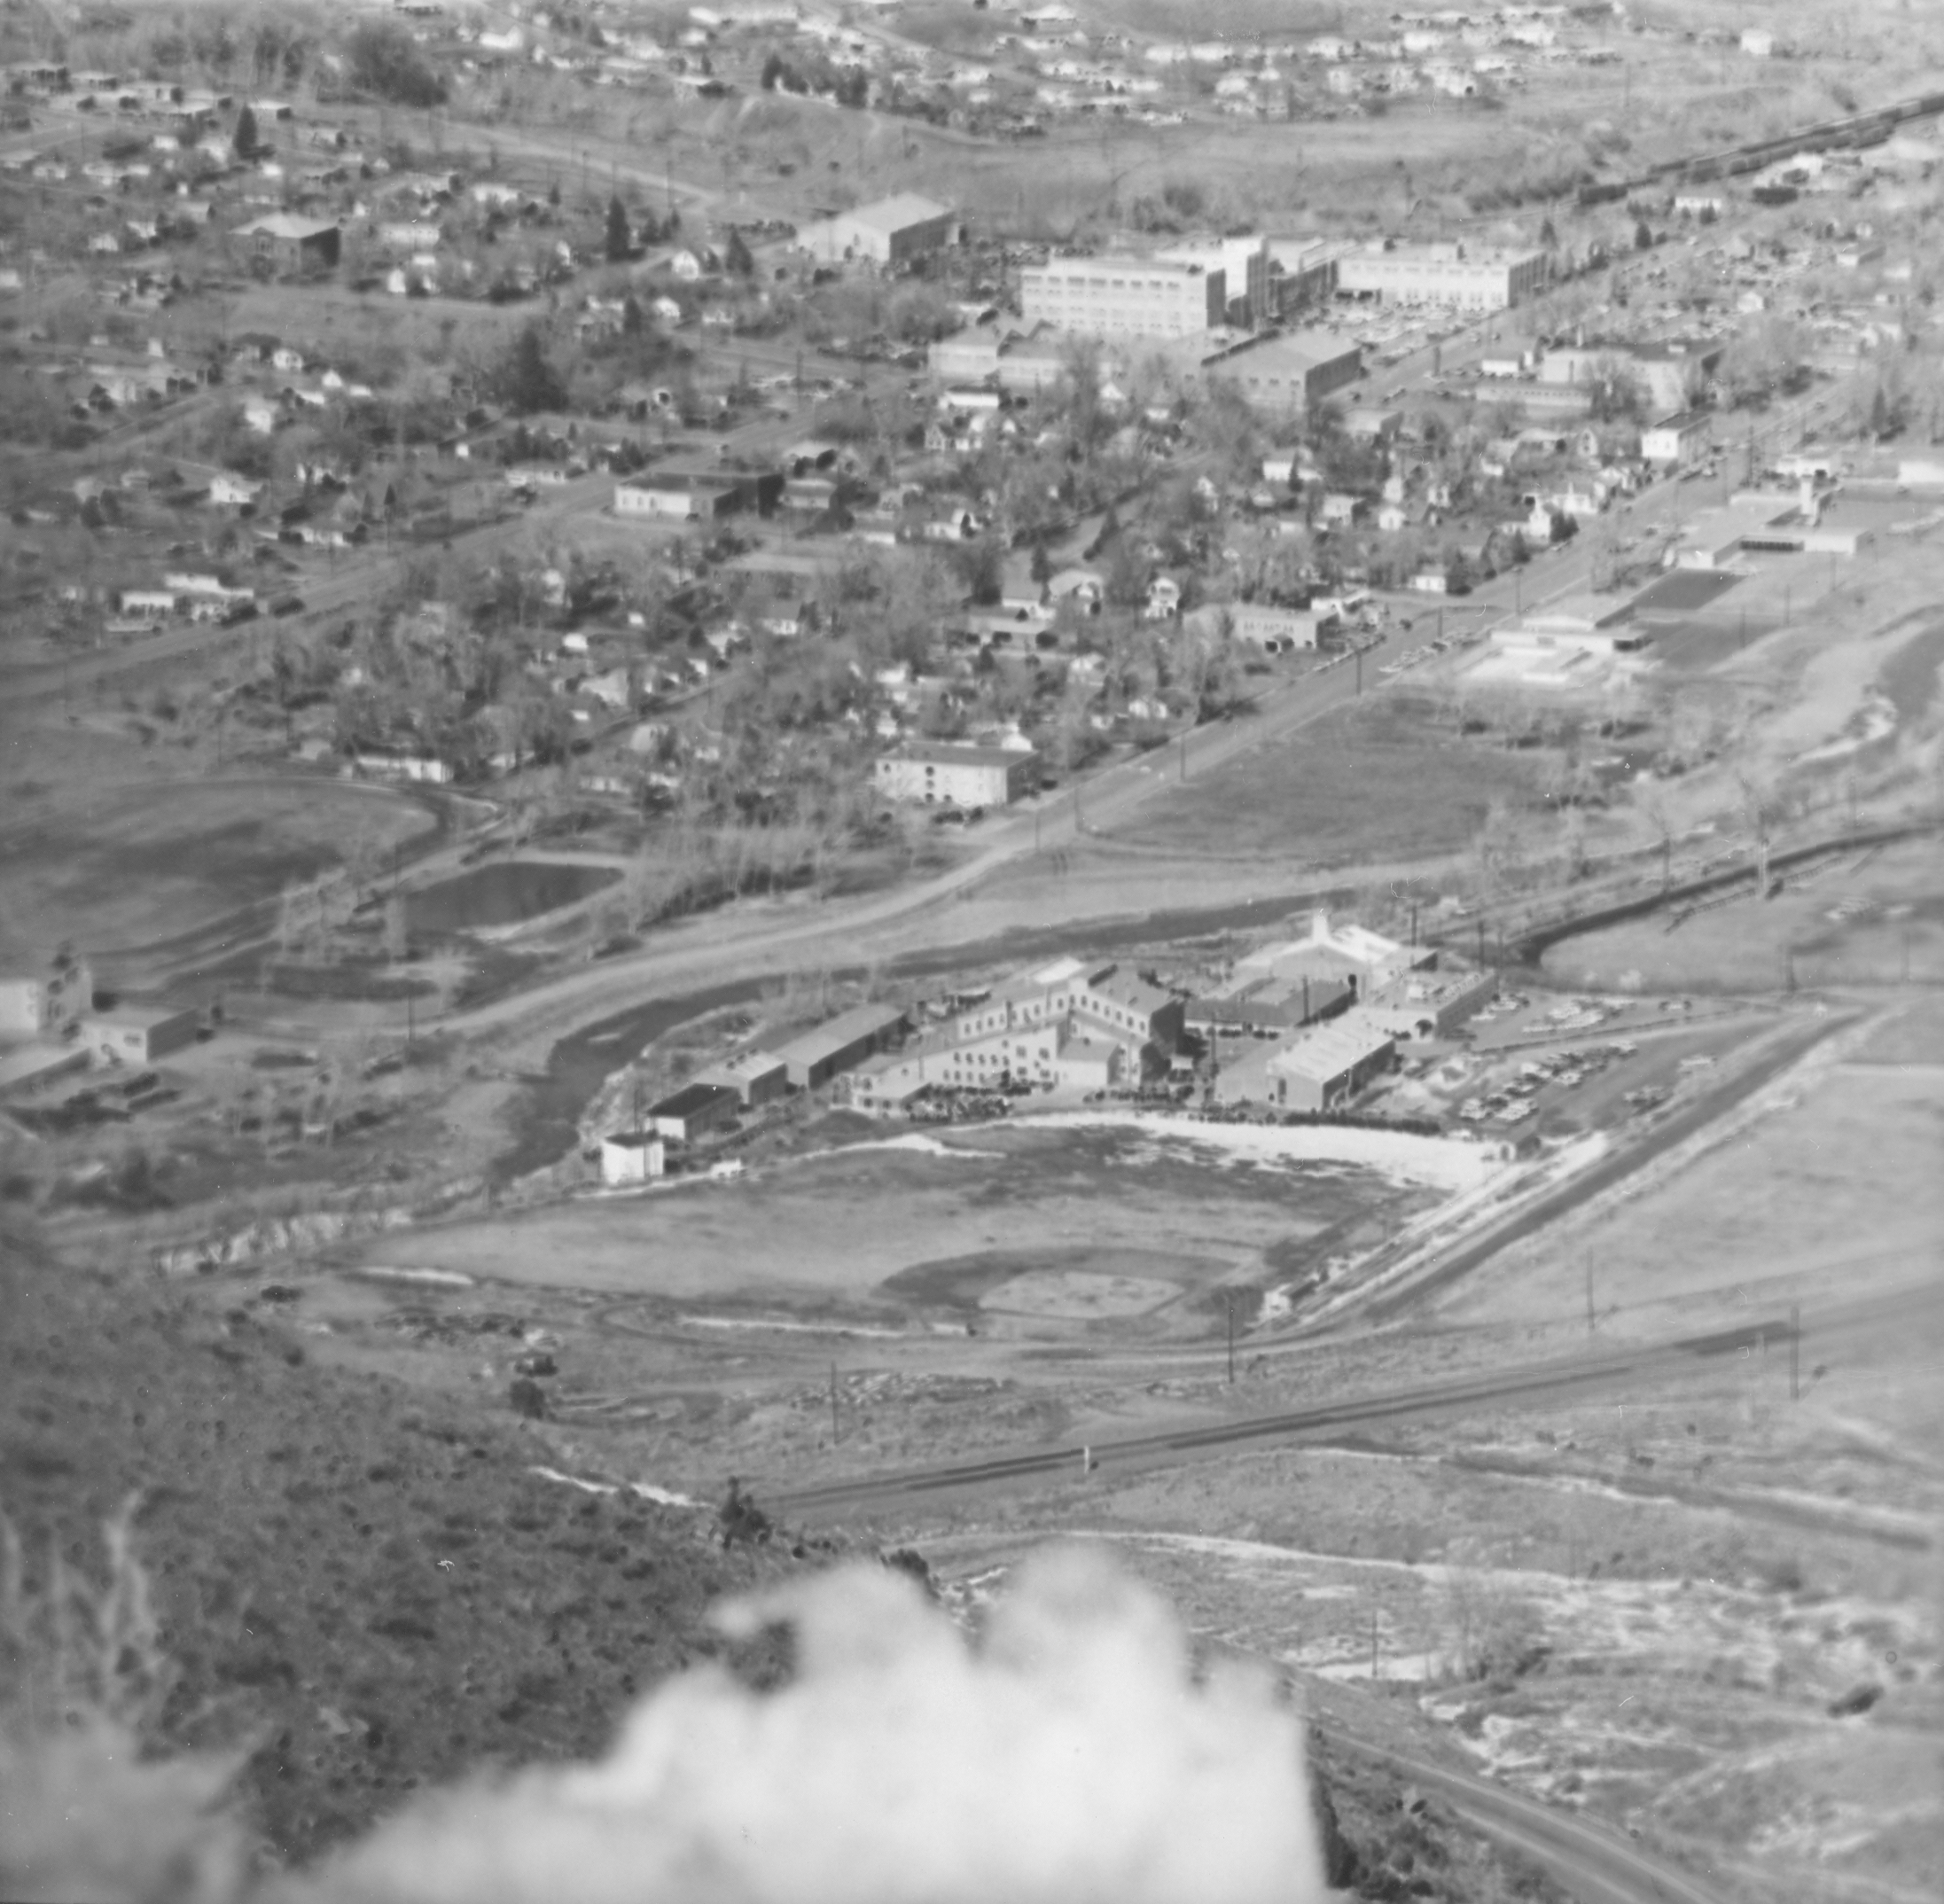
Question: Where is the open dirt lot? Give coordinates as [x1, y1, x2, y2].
[0, 772, 436, 969]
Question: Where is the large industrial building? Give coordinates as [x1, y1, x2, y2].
[1019, 254, 1228, 339]
[1337, 242, 1549, 311]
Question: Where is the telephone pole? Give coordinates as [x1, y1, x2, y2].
[1585, 1260, 1596, 1337]
[830, 1362, 841, 1441]
[1790, 1305, 1800, 1401]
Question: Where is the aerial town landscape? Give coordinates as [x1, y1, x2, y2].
[0, 0, 1940, 1898]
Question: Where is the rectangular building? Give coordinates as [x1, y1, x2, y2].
[1337, 243, 1548, 311]
[614, 476, 747, 521]
[774, 1001, 909, 1092]
[231, 214, 340, 273]
[1020, 254, 1227, 339]
[1641, 410, 1713, 466]
[800, 192, 957, 267]
[647, 1081, 742, 1143]
[0, 956, 92, 1039]
[1265, 1019, 1397, 1111]
[1207, 329, 1363, 416]
[692, 1049, 790, 1108]
[874, 742, 1040, 809]
[598, 1129, 666, 1184]
[83, 1006, 199, 1066]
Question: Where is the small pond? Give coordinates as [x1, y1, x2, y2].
[408, 860, 621, 935]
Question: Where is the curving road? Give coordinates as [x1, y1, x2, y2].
[1317, 1727, 1727, 1904]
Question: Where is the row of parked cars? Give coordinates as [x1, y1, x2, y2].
[1457, 1039, 1638, 1125]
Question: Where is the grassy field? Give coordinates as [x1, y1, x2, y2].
[0, 773, 436, 968]
[1542, 836, 1944, 995]
[1432, 996, 1944, 1338]
[1100, 691, 1548, 870]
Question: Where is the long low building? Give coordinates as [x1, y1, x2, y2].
[773, 1001, 909, 1091]
[692, 1048, 790, 1107]
[647, 1081, 741, 1143]
[1337, 242, 1548, 311]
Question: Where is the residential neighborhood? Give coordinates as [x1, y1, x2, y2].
[4, 5, 1942, 1902]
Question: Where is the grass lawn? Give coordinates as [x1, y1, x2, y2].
[1103, 692, 1545, 870]
[0, 774, 436, 966]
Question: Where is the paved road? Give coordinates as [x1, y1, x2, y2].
[759, 1279, 1939, 1518]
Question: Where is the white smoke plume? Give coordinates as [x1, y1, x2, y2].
[295, 1544, 1327, 1904]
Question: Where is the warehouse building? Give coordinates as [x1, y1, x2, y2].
[774, 1001, 909, 1091]
[1265, 1019, 1397, 1111]
[1206, 328, 1363, 415]
[799, 192, 957, 267]
[693, 1049, 791, 1108]
[646, 1081, 742, 1143]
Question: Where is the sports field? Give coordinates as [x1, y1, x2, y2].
[353, 1119, 1460, 1334]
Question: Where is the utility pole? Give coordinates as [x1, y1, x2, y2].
[830, 1362, 841, 1441]
[1790, 1305, 1800, 1401]
[1586, 1260, 1596, 1338]
[1370, 1599, 1381, 1682]
[1179, 730, 1188, 780]
[1225, 1293, 1237, 1385]
[1355, 645, 1363, 695]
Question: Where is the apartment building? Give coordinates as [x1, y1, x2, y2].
[874, 741, 1040, 808]
[1019, 254, 1227, 339]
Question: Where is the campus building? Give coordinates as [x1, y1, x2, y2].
[1336, 242, 1549, 311]
[1019, 254, 1228, 339]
